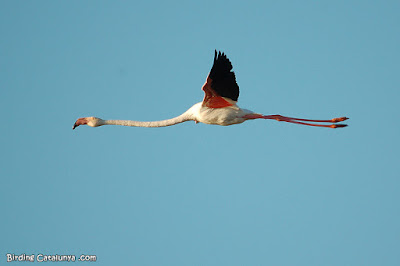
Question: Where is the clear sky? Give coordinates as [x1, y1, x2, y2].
[1, 1, 399, 265]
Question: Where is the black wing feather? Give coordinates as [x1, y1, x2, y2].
[208, 50, 240, 101]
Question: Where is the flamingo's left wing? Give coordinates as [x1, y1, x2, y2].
[202, 50, 240, 108]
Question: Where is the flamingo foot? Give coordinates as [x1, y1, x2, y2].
[330, 124, 348, 128]
[332, 117, 349, 123]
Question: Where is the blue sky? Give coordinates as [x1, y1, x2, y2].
[1, 1, 399, 265]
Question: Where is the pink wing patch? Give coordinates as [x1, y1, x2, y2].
[203, 96, 233, 108]
[202, 77, 234, 108]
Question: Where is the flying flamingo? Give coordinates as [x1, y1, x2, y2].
[73, 50, 348, 130]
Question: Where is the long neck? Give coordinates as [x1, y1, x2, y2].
[103, 113, 192, 128]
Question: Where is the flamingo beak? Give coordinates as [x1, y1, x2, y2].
[72, 118, 88, 130]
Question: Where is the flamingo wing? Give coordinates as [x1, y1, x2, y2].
[202, 50, 240, 108]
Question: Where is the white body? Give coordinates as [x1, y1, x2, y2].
[188, 102, 254, 126]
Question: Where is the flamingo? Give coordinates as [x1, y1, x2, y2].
[73, 50, 348, 130]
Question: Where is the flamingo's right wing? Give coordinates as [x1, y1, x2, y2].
[202, 50, 240, 108]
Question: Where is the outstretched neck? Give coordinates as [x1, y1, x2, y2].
[103, 113, 192, 128]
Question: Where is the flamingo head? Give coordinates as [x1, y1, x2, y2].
[73, 117, 104, 129]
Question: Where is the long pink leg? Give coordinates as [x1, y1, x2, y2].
[263, 115, 348, 123]
[243, 114, 348, 128]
